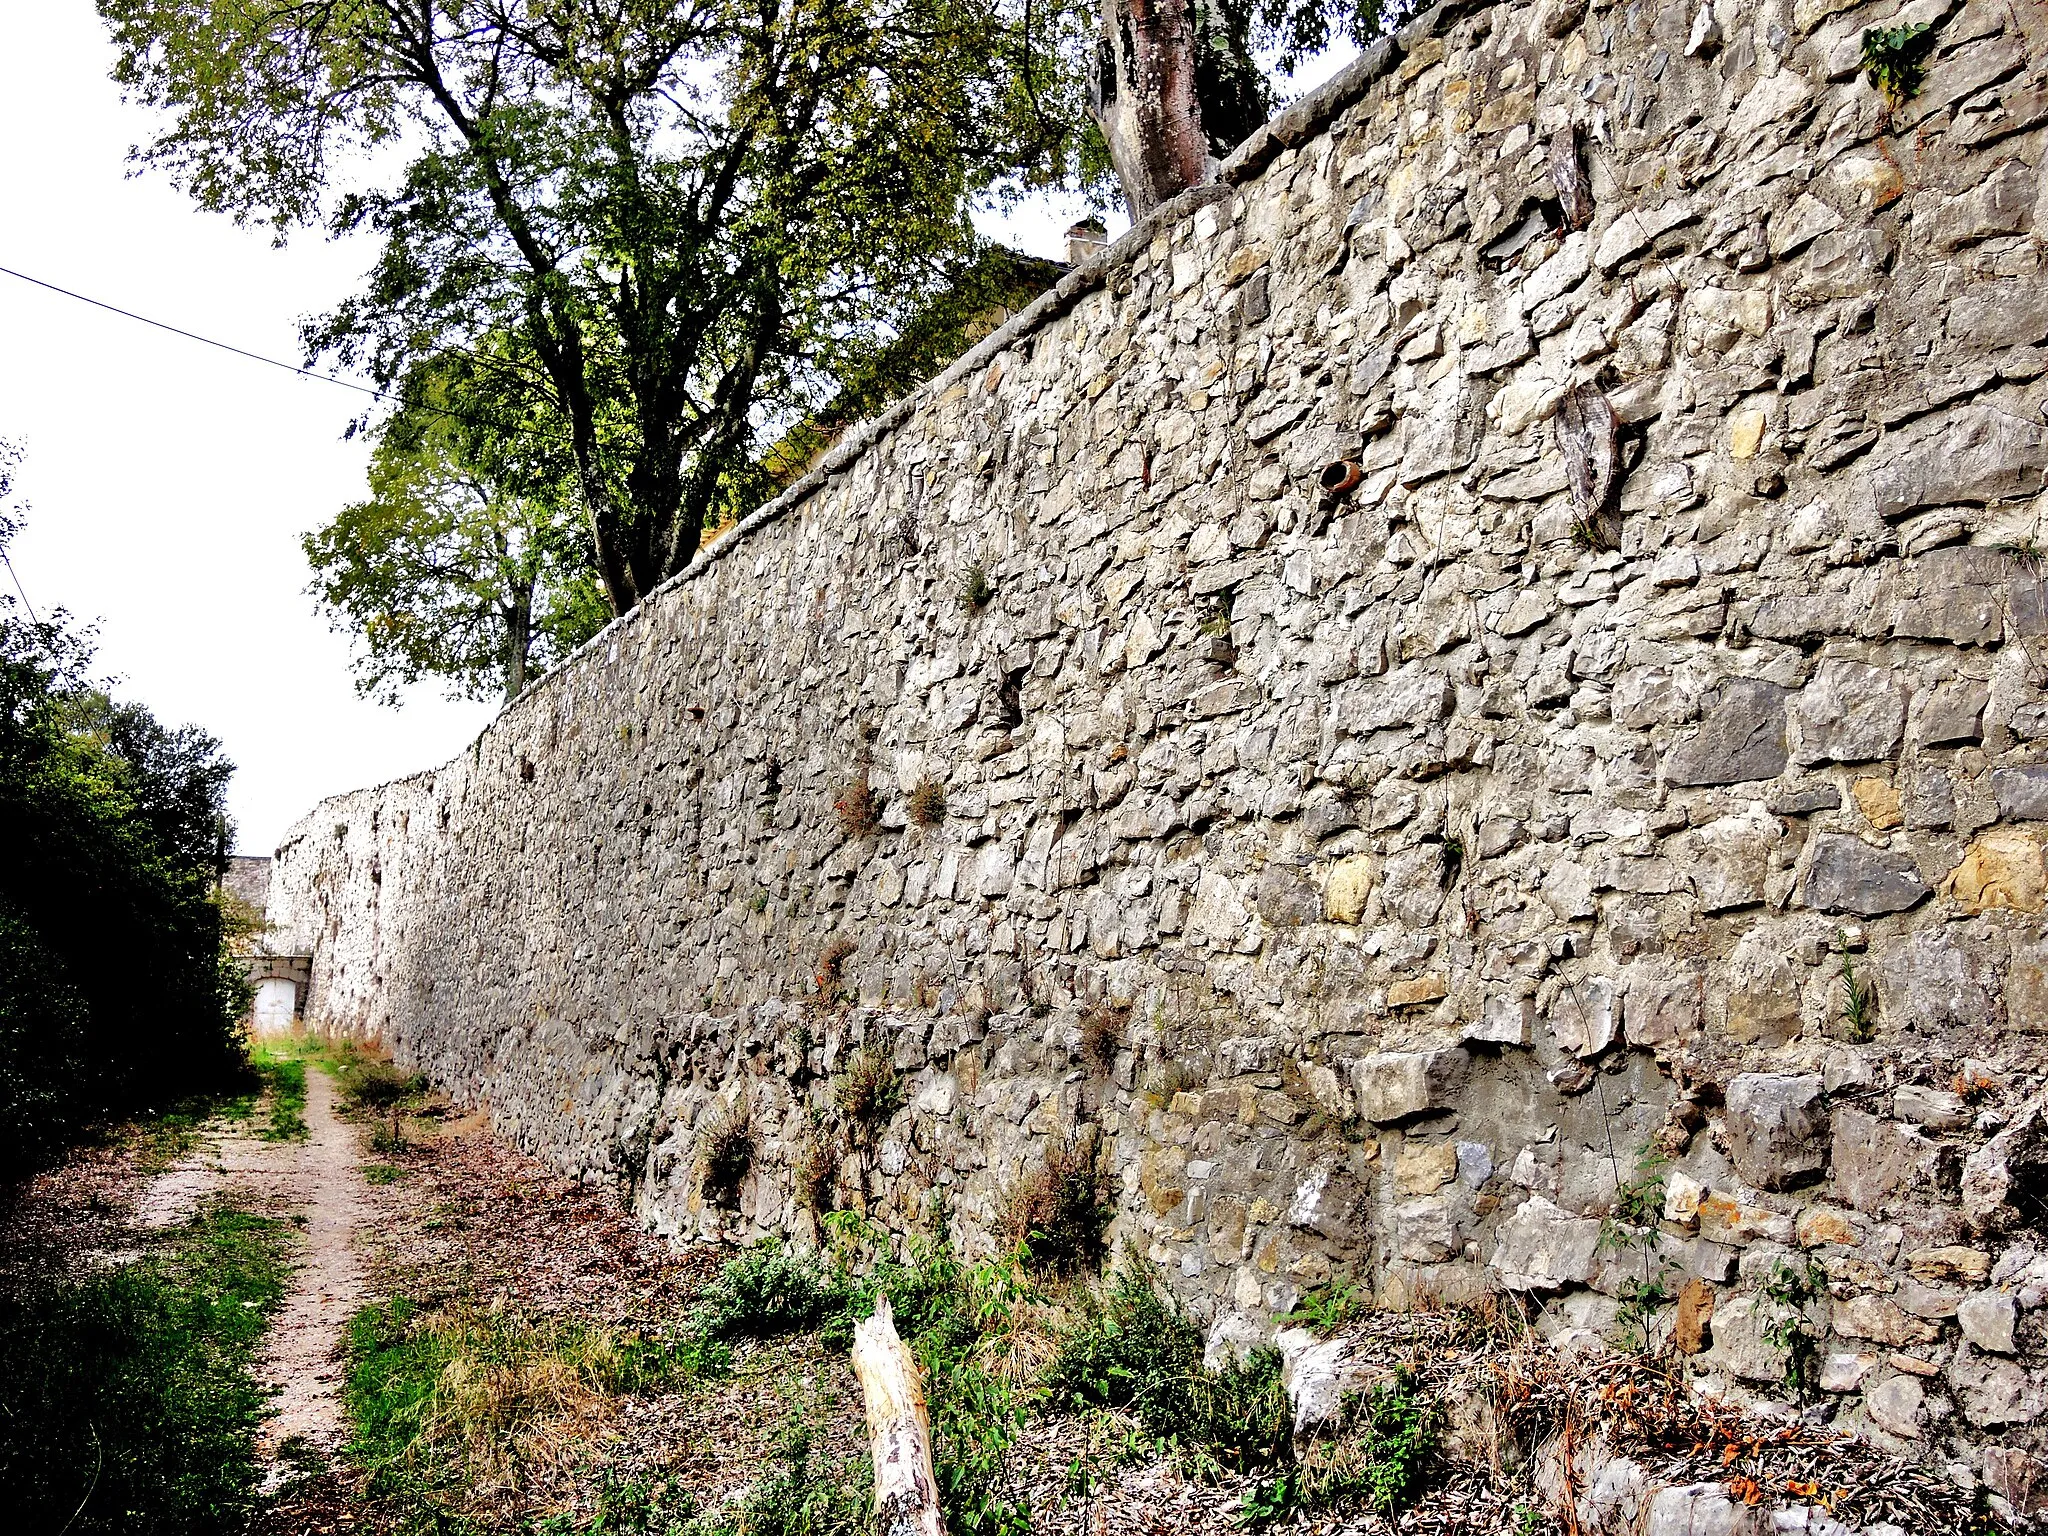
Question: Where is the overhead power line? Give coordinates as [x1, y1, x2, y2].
[0, 260, 397, 404]
[0, 261, 560, 444]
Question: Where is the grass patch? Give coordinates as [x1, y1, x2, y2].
[344, 1296, 729, 1520]
[252, 1050, 308, 1141]
[363, 1163, 409, 1186]
[0, 1202, 290, 1532]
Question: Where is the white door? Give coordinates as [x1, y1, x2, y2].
[252, 978, 298, 1035]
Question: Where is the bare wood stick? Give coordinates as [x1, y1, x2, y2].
[850, 1293, 944, 1536]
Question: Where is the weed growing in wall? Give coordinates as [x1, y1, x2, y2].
[997, 1128, 1115, 1275]
[832, 776, 882, 838]
[698, 1101, 755, 1209]
[1078, 1001, 1127, 1073]
[816, 936, 859, 1000]
[1835, 933, 1876, 1041]
[833, 1042, 903, 1137]
[907, 775, 948, 828]
[959, 560, 995, 613]
[1862, 23, 1937, 107]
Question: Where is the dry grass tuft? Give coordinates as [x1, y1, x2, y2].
[697, 1102, 754, 1208]
[1078, 1002, 1128, 1073]
[833, 1043, 903, 1138]
[832, 777, 881, 838]
[906, 776, 947, 827]
[997, 1126, 1115, 1275]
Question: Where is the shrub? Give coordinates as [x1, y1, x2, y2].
[907, 775, 947, 827]
[959, 560, 994, 612]
[833, 1042, 904, 1136]
[1047, 1261, 1290, 1474]
[815, 935, 858, 998]
[692, 1242, 840, 1340]
[997, 1128, 1115, 1275]
[337, 1056, 427, 1113]
[698, 1102, 754, 1208]
[833, 777, 881, 837]
[794, 1129, 842, 1214]
[1078, 1002, 1127, 1073]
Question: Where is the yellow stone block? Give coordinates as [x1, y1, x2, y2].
[1394, 1142, 1459, 1196]
[1387, 973, 1449, 1008]
[1852, 777, 1903, 830]
[1729, 408, 1767, 459]
[1942, 826, 2046, 914]
[1325, 855, 1375, 924]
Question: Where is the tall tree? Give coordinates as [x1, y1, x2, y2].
[102, 0, 1087, 616]
[1086, 0, 1401, 216]
[305, 378, 611, 704]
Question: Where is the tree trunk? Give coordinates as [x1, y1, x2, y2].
[1090, 0, 1266, 217]
[502, 587, 533, 701]
[850, 1295, 944, 1536]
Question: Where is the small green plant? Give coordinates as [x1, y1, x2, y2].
[1836, 933, 1876, 1042]
[1570, 513, 1614, 552]
[1759, 1258, 1824, 1397]
[907, 775, 948, 827]
[960, 560, 995, 612]
[691, 1241, 840, 1341]
[363, 1162, 407, 1185]
[833, 1042, 904, 1137]
[997, 1128, 1115, 1275]
[1078, 1001, 1127, 1073]
[748, 889, 770, 913]
[832, 776, 881, 838]
[1613, 1268, 1675, 1355]
[1862, 22, 1937, 107]
[698, 1101, 754, 1208]
[1439, 835, 1464, 890]
[1277, 1276, 1363, 1331]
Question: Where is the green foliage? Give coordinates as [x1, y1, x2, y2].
[0, 1203, 289, 1532]
[0, 453, 248, 1174]
[303, 367, 610, 705]
[334, 1056, 428, 1115]
[1599, 1146, 1668, 1255]
[1613, 1269, 1675, 1355]
[363, 1163, 409, 1186]
[959, 562, 996, 613]
[1277, 1277, 1363, 1331]
[1836, 935, 1876, 1042]
[1240, 1370, 1436, 1526]
[907, 776, 949, 829]
[691, 1410, 875, 1536]
[1760, 1259, 1823, 1397]
[1047, 1262, 1290, 1477]
[693, 1242, 844, 1342]
[101, 0, 1101, 614]
[1862, 23, 1938, 106]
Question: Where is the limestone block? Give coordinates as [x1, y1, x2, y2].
[1663, 679, 1788, 786]
[1788, 660, 1907, 766]
[1468, 993, 1533, 1046]
[1959, 1290, 2019, 1354]
[1872, 404, 2048, 522]
[1703, 1294, 1791, 1384]
[1324, 855, 1375, 924]
[1724, 1073, 1828, 1190]
[1865, 1374, 1926, 1438]
[1394, 1142, 1458, 1196]
[1644, 1483, 1761, 1536]
[1491, 1195, 1603, 1291]
[1871, 929, 2000, 1034]
[1994, 765, 2048, 821]
[1256, 866, 1323, 927]
[1950, 1342, 2047, 1426]
[1832, 1108, 1945, 1214]
[1794, 834, 1930, 917]
[1622, 958, 1703, 1047]
[1392, 1195, 1459, 1262]
[1347, 1048, 1469, 1124]
[1832, 1293, 1940, 1347]
[1677, 804, 1781, 913]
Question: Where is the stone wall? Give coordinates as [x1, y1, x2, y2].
[272, 0, 2048, 1494]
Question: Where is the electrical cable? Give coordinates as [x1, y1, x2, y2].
[0, 261, 562, 443]
[1, 549, 36, 624]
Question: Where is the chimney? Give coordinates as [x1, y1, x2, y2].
[1065, 219, 1109, 268]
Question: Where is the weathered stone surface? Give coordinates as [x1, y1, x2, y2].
[1832, 1293, 1940, 1347]
[1951, 1343, 2047, 1426]
[1324, 855, 1375, 924]
[1960, 1290, 2019, 1354]
[1663, 680, 1789, 786]
[1491, 1196, 1603, 1291]
[1644, 1484, 1761, 1536]
[1725, 1074, 1828, 1190]
[1832, 1108, 1944, 1214]
[1995, 766, 2048, 821]
[1865, 1374, 1925, 1438]
[1795, 834, 1931, 916]
[1942, 827, 2047, 914]
[1348, 1049, 1469, 1124]
[1788, 661, 1907, 765]
[1872, 404, 2048, 521]
[1702, 1294, 1791, 1383]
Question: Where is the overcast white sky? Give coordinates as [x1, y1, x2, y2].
[0, 7, 1344, 856]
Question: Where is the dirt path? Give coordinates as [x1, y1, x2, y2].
[252, 1067, 370, 1461]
